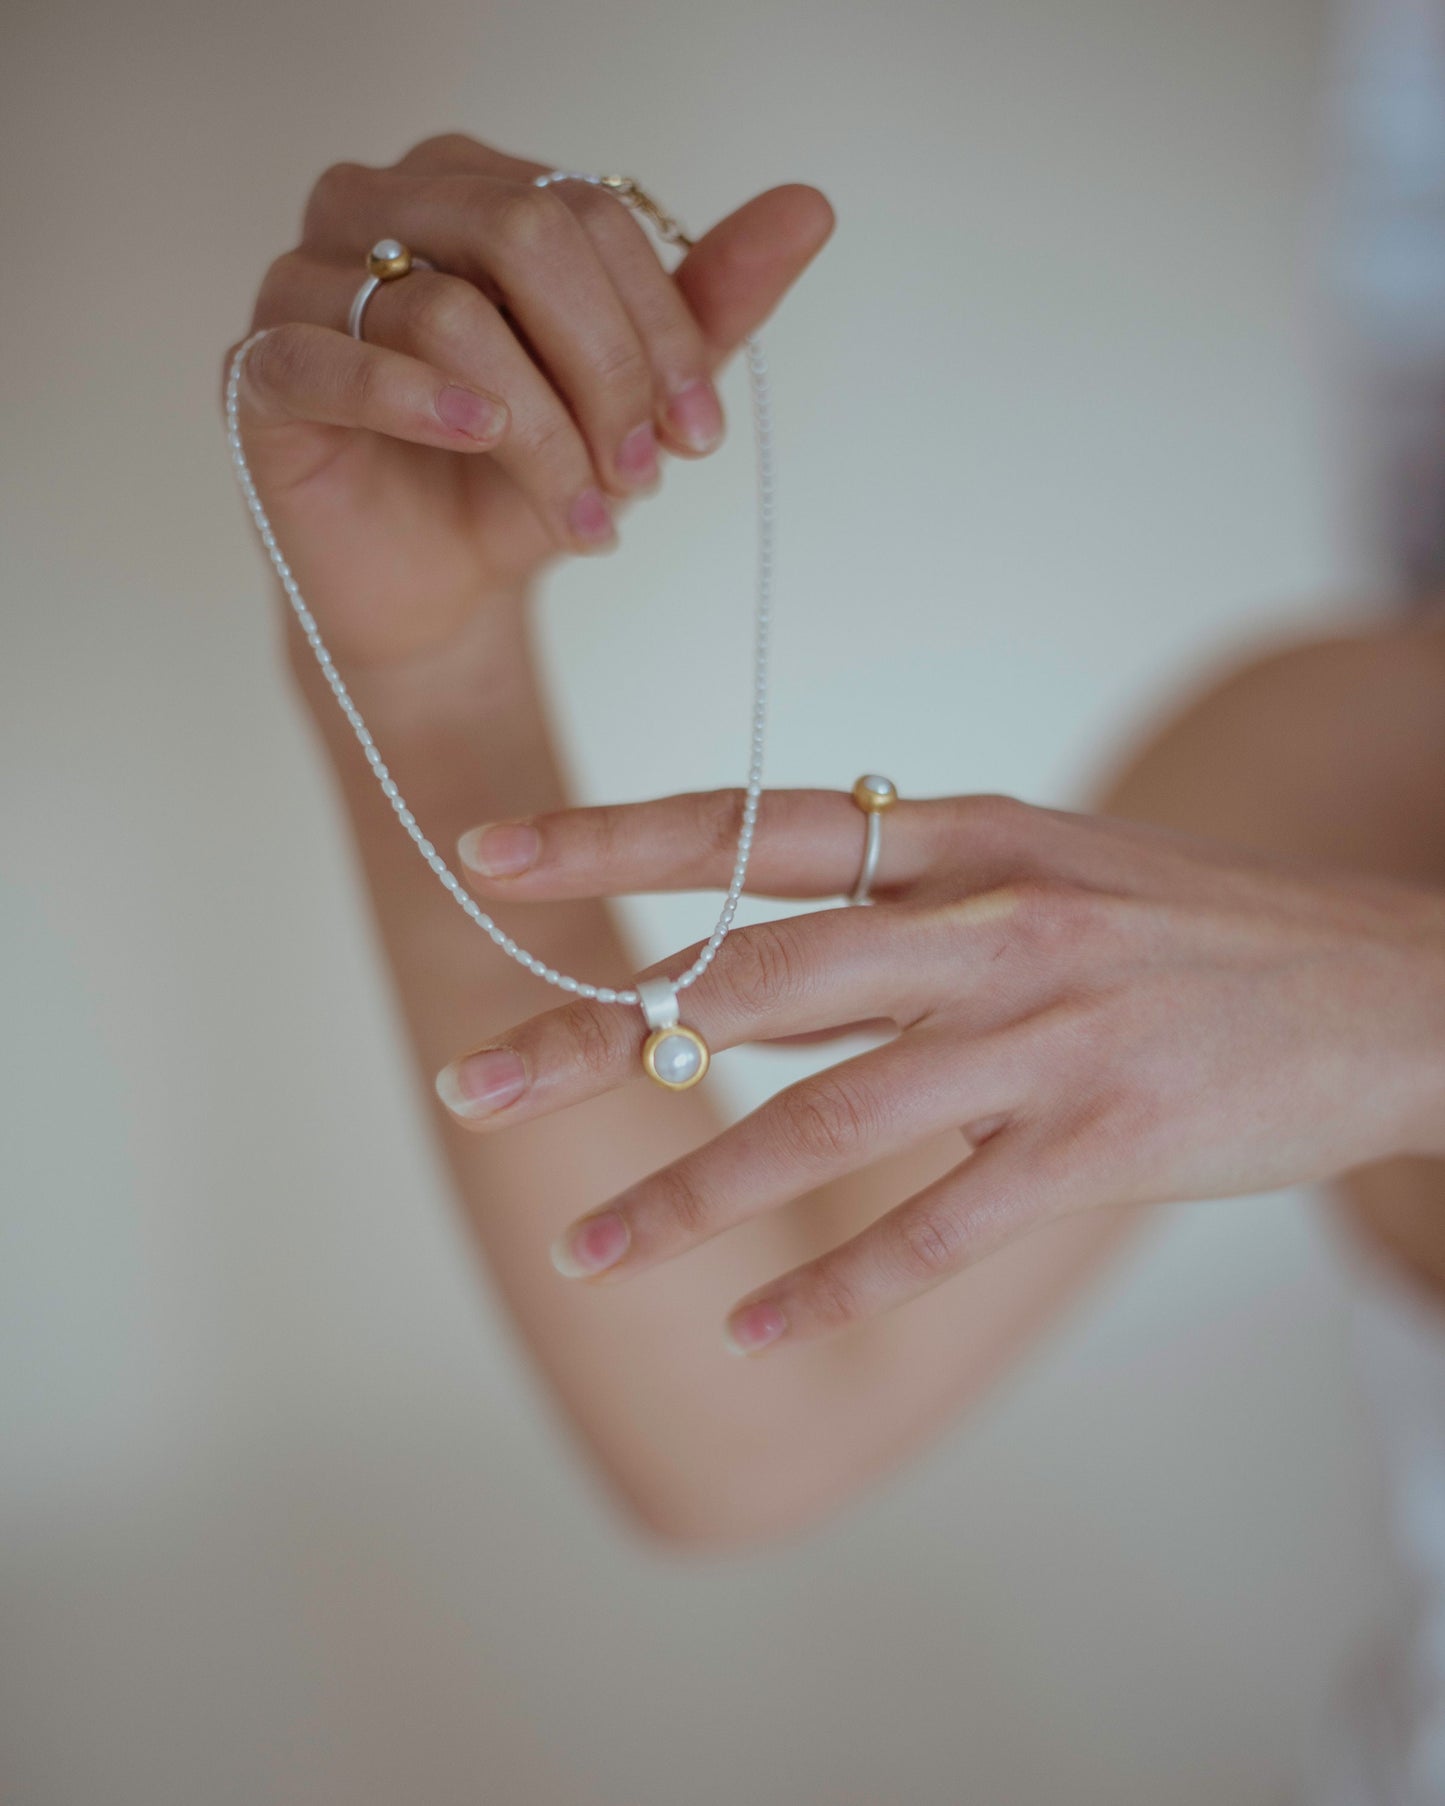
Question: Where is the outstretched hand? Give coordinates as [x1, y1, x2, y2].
[434, 787, 1445, 1354]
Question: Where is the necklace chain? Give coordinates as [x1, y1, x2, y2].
[223, 236, 774, 1010]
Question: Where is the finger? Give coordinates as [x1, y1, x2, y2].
[271, 258, 618, 554]
[547, 1023, 1027, 1281]
[721, 1125, 1079, 1355]
[455, 788, 1011, 901]
[545, 178, 723, 460]
[758, 1020, 898, 1048]
[232, 320, 509, 451]
[313, 168, 661, 499]
[390, 145, 828, 448]
[673, 183, 836, 362]
[433, 907, 933, 1130]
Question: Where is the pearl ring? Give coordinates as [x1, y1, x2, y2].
[849, 775, 898, 905]
[348, 238, 435, 341]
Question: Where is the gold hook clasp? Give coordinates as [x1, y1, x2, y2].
[599, 175, 696, 251]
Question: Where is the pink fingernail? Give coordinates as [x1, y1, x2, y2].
[437, 384, 504, 441]
[617, 421, 659, 486]
[568, 487, 616, 548]
[435, 1047, 527, 1120]
[724, 1299, 788, 1356]
[458, 821, 540, 877]
[665, 379, 724, 453]
[550, 1210, 630, 1279]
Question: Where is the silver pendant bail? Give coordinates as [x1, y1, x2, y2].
[636, 973, 681, 1031]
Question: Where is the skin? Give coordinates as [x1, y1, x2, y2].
[228, 133, 1445, 1548]
[1084, 615, 1445, 1303]
[451, 736, 1445, 1355]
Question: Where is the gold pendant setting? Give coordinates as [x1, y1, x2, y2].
[636, 975, 710, 1090]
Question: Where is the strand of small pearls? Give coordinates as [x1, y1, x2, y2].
[222, 312, 773, 1013]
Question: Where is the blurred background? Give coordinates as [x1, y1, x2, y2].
[0, 0, 1415, 1800]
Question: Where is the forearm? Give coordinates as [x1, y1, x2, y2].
[287, 594, 782, 1525]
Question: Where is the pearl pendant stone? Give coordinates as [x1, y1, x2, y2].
[642, 1024, 710, 1090]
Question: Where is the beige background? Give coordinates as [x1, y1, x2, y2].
[0, 1, 1400, 1801]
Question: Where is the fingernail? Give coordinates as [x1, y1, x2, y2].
[458, 821, 540, 878]
[617, 421, 659, 487]
[435, 1047, 527, 1120]
[550, 1210, 630, 1279]
[568, 487, 617, 548]
[436, 384, 504, 442]
[724, 1299, 788, 1356]
[665, 379, 724, 454]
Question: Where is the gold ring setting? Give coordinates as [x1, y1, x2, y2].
[366, 237, 415, 280]
[348, 238, 435, 340]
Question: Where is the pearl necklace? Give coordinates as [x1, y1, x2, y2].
[223, 179, 774, 1090]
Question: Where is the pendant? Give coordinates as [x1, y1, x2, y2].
[636, 975, 711, 1091]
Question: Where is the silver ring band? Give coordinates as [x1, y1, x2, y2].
[848, 774, 898, 906]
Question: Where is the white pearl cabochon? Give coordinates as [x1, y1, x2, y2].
[651, 1031, 703, 1085]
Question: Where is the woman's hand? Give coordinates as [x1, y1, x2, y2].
[434, 788, 1445, 1354]
[224, 135, 833, 668]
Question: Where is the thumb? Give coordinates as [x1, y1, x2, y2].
[674, 184, 836, 364]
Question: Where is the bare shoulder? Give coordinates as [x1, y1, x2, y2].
[1091, 611, 1445, 885]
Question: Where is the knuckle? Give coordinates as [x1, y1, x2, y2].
[717, 918, 808, 1018]
[892, 1205, 966, 1283]
[351, 346, 385, 417]
[1019, 994, 1098, 1075]
[510, 402, 581, 469]
[804, 1259, 863, 1332]
[698, 788, 746, 864]
[409, 278, 487, 350]
[402, 131, 482, 167]
[1010, 877, 1101, 950]
[653, 1163, 713, 1240]
[775, 1077, 878, 1167]
[253, 249, 308, 326]
[493, 184, 573, 258]
[245, 320, 309, 395]
[961, 791, 1029, 833]
[303, 160, 370, 235]
[565, 180, 622, 231]
[580, 804, 624, 870]
[588, 334, 651, 393]
[562, 1002, 624, 1083]
[948, 791, 1038, 863]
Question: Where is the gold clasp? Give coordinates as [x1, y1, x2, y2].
[599, 175, 695, 250]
